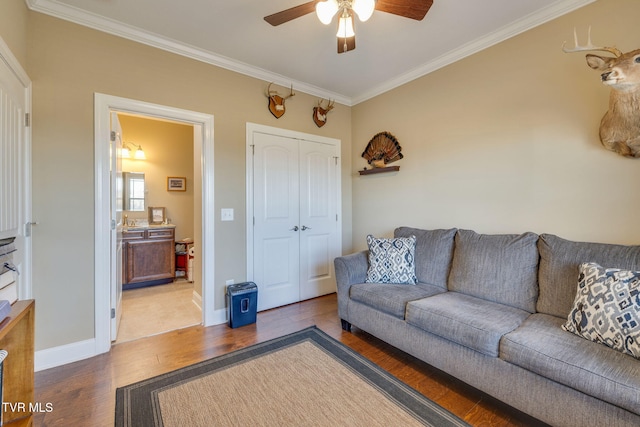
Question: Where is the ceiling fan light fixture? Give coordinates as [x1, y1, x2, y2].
[315, 0, 339, 25]
[336, 14, 355, 38]
[352, 0, 375, 22]
[265, 0, 434, 54]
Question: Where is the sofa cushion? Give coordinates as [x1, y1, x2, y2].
[406, 292, 530, 357]
[501, 313, 640, 416]
[394, 227, 457, 290]
[365, 235, 417, 284]
[537, 234, 640, 319]
[350, 282, 444, 319]
[563, 262, 640, 359]
[447, 230, 539, 312]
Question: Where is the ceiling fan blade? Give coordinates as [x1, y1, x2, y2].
[264, 1, 318, 26]
[337, 36, 356, 54]
[375, 0, 434, 21]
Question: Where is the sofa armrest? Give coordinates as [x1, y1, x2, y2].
[334, 250, 369, 321]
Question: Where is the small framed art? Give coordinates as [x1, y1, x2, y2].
[148, 206, 166, 225]
[167, 176, 187, 192]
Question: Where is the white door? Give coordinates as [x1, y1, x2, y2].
[251, 130, 339, 311]
[0, 44, 31, 298]
[109, 112, 123, 340]
[299, 141, 339, 300]
[253, 132, 300, 311]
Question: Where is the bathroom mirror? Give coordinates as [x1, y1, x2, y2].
[123, 172, 145, 211]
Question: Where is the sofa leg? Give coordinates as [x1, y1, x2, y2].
[341, 319, 352, 332]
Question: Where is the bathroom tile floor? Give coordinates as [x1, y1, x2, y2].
[114, 280, 202, 344]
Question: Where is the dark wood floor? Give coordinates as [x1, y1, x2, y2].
[34, 294, 546, 426]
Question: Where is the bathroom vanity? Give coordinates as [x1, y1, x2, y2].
[122, 225, 175, 289]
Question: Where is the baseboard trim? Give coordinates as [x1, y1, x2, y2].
[35, 309, 229, 371]
[214, 307, 228, 325]
[35, 338, 97, 372]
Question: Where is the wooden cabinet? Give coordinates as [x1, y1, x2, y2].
[0, 300, 35, 427]
[123, 227, 175, 289]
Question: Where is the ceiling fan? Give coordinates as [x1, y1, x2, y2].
[264, 0, 434, 54]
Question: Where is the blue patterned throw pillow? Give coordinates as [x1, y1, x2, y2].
[563, 262, 640, 359]
[365, 235, 417, 284]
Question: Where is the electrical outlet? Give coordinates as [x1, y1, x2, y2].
[226, 279, 234, 286]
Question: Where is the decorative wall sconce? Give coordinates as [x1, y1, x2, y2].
[122, 142, 146, 160]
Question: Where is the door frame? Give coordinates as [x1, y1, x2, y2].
[0, 36, 32, 300]
[245, 123, 341, 298]
[94, 93, 215, 354]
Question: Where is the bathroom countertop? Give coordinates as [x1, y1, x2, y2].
[124, 223, 176, 231]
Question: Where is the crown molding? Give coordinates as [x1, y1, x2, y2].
[26, 0, 352, 105]
[352, 0, 597, 104]
[28, 0, 595, 107]
[0, 35, 31, 87]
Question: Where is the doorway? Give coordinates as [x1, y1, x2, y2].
[94, 93, 215, 355]
[114, 113, 201, 343]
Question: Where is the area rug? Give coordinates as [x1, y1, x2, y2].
[115, 326, 469, 426]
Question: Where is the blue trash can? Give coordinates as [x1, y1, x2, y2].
[227, 282, 258, 328]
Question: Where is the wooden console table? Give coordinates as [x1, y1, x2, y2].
[0, 299, 35, 426]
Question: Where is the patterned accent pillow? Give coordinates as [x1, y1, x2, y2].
[563, 262, 640, 359]
[365, 235, 417, 284]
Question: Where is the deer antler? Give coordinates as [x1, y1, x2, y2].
[267, 83, 295, 99]
[283, 84, 295, 100]
[318, 99, 335, 111]
[562, 27, 622, 57]
[266, 82, 277, 97]
[326, 99, 335, 111]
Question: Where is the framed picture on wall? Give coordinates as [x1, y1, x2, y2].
[148, 206, 166, 225]
[167, 176, 187, 192]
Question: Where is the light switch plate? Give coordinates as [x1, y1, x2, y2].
[221, 208, 234, 221]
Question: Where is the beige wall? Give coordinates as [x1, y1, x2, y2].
[351, 0, 640, 251]
[25, 12, 353, 350]
[0, 0, 29, 68]
[119, 115, 195, 241]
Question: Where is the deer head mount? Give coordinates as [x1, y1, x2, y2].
[313, 99, 335, 127]
[563, 28, 640, 158]
[266, 83, 295, 118]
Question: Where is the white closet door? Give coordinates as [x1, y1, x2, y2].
[299, 141, 338, 300]
[253, 132, 300, 311]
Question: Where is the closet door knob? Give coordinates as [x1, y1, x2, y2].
[301, 225, 311, 231]
[290, 226, 299, 231]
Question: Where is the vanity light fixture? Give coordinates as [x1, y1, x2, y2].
[122, 142, 146, 160]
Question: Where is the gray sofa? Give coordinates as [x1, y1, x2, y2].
[334, 227, 640, 427]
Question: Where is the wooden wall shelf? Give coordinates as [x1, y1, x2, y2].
[358, 165, 400, 175]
